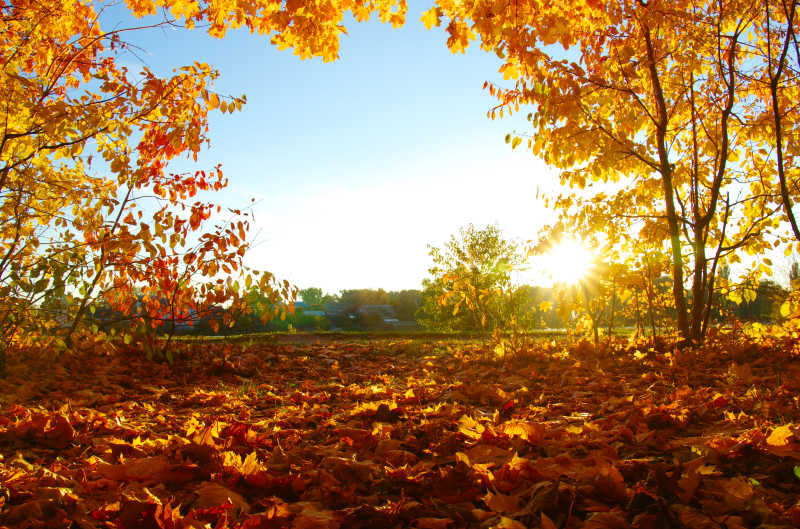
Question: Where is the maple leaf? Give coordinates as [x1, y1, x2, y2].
[457, 414, 485, 439]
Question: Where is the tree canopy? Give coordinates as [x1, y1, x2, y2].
[4, 0, 799, 362]
[424, 0, 799, 341]
[0, 0, 407, 365]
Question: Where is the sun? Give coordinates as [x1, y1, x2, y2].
[513, 238, 597, 287]
[540, 239, 596, 285]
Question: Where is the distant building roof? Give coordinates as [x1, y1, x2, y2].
[357, 305, 397, 317]
[324, 302, 347, 315]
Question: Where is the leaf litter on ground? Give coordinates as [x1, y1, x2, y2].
[0, 335, 799, 528]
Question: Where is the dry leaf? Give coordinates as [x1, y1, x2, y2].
[766, 424, 794, 447]
[194, 482, 249, 515]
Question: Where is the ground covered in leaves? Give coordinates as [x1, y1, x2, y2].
[1, 335, 800, 529]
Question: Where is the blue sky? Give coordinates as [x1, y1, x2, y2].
[110, 3, 560, 294]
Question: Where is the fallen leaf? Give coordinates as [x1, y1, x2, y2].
[766, 424, 794, 447]
[291, 502, 340, 529]
[194, 482, 249, 515]
[492, 516, 527, 529]
[541, 512, 558, 529]
[583, 510, 631, 529]
[500, 420, 545, 443]
[415, 517, 452, 529]
[484, 490, 521, 514]
[464, 443, 512, 466]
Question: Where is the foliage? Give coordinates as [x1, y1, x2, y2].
[419, 224, 522, 331]
[425, 0, 800, 342]
[1, 334, 799, 528]
[735, 280, 788, 322]
[387, 289, 423, 321]
[338, 289, 391, 314]
[624, 250, 675, 340]
[299, 287, 325, 308]
[298, 287, 337, 309]
[0, 0, 408, 367]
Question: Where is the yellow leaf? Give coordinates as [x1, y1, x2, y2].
[501, 420, 544, 442]
[565, 424, 583, 434]
[241, 451, 261, 475]
[499, 62, 521, 80]
[420, 8, 440, 29]
[766, 424, 794, 447]
[493, 516, 526, 529]
[457, 415, 485, 439]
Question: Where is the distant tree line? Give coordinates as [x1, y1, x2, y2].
[80, 225, 795, 338]
[216, 287, 424, 333]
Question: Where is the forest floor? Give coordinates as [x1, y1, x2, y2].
[1, 334, 799, 529]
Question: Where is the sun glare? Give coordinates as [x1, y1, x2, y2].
[541, 239, 595, 285]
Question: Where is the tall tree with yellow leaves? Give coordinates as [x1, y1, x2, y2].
[424, 0, 796, 342]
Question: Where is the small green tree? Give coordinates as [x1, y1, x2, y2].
[299, 288, 323, 307]
[418, 224, 522, 331]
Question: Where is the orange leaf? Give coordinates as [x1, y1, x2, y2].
[484, 491, 520, 514]
[541, 513, 558, 529]
[415, 518, 452, 529]
[766, 424, 794, 446]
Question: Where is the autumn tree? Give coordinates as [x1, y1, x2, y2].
[425, 0, 798, 343]
[0, 0, 407, 368]
[419, 224, 522, 331]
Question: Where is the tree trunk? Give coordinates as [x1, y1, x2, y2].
[690, 228, 707, 342]
[767, 0, 800, 241]
[641, 20, 690, 338]
[643, 266, 658, 343]
[662, 171, 690, 338]
[607, 276, 615, 345]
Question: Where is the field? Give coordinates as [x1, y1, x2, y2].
[1, 335, 799, 529]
